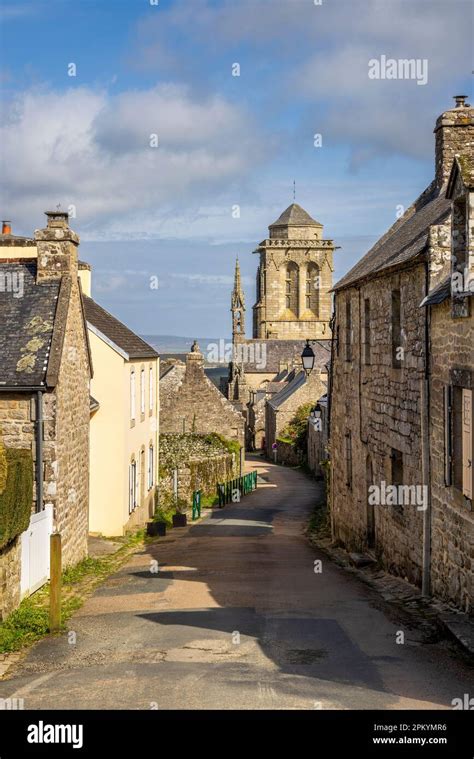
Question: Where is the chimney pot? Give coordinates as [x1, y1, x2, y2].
[454, 95, 469, 108]
[2, 220, 11, 235]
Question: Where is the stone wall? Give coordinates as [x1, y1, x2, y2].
[158, 433, 239, 506]
[429, 298, 473, 613]
[53, 280, 90, 567]
[330, 264, 427, 586]
[275, 440, 304, 467]
[159, 453, 237, 506]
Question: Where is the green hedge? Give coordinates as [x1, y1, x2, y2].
[0, 449, 33, 551]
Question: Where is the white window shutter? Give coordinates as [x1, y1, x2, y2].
[462, 389, 472, 499]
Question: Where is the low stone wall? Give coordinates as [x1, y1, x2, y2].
[159, 453, 237, 506]
[158, 433, 240, 508]
[276, 440, 304, 467]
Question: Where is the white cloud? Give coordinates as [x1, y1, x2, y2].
[0, 84, 267, 238]
[170, 273, 253, 286]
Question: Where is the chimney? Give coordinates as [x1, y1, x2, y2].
[434, 96, 474, 189]
[185, 340, 204, 377]
[2, 221, 11, 235]
[35, 209, 80, 282]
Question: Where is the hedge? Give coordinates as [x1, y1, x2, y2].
[0, 449, 33, 551]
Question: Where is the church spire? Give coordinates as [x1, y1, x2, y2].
[231, 257, 245, 343]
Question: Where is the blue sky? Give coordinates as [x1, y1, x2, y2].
[1, 0, 472, 337]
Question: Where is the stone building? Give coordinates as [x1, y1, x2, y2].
[329, 97, 473, 610]
[421, 153, 473, 612]
[0, 211, 92, 618]
[265, 365, 328, 460]
[253, 203, 334, 341]
[160, 341, 245, 470]
[223, 203, 334, 449]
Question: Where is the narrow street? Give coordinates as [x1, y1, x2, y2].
[1, 457, 471, 710]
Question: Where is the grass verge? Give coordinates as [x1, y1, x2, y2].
[0, 531, 144, 655]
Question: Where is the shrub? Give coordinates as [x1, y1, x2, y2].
[278, 403, 313, 452]
[0, 448, 33, 550]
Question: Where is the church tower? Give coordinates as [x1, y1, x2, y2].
[252, 203, 334, 340]
[231, 257, 245, 343]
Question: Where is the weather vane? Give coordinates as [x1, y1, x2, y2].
[293, 180, 296, 202]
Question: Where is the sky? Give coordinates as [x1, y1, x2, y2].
[0, 0, 472, 337]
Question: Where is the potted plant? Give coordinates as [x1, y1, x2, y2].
[146, 520, 166, 537]
[147, 502, 168, 537]
[172, 497, 188, 528]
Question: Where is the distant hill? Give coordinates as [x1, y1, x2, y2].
[141, 334, 230, 355]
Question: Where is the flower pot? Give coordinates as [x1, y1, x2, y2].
[172, 513, 187, 528]
[147, 521, 166, 537]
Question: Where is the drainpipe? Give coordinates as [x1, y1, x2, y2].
[36, 391, 44, 513]
[421, 263, 432, 597]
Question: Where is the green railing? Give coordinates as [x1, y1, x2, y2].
[192, 490, 202, 520]
[217, 470, 257, 507]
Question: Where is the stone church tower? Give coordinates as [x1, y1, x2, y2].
[252, 203, 334, 340]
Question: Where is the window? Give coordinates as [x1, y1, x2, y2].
[305, 264, 320, 314]
[345, 298, 352, 362]
[285, 262, 299, 313]
[130, 370, 136, 421]
[149, 366, 153, 412]
[345, 432, 352, 489]
[391, 449, 404, 486]
[391, 289, 402, 368]
[451, 385, 473, 499]
[364, 298, 371, 365]
[140, 368, 145, 415]
[129, 461, 137, 513]
[148, 444, 154, 490]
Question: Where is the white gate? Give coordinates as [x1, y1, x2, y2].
[20, 505, 53, 599]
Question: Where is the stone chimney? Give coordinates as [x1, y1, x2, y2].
[35, 209, 79, 282]
[185, 340, 205, 379]
[434, 96, 474, 189]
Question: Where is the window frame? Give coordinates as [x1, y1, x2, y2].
[130, 370, 136, 422]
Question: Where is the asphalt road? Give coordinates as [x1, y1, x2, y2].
[1, 456, 472, 710]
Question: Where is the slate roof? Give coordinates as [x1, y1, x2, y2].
[268, 370, 307, 410]
[0, 261, 60, 388]
[83, 295, 159, 360]
[334, 184, 451, 291]
[239, 339, 331, 374]
[420, 276, 452, 307]
[269, 203, 322, 228]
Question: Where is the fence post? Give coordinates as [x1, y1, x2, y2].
[49, 533, 62, 633]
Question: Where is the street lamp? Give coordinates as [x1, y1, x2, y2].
[310, 404, 321, 422]
[301, 340, 315, 376]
